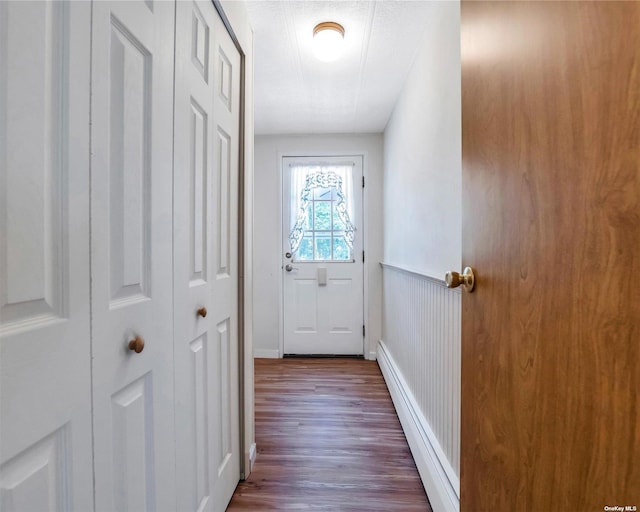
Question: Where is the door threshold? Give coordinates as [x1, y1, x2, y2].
[283, 354, 365, 359]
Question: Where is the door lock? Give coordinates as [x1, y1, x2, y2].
[285, 252, 292, 259]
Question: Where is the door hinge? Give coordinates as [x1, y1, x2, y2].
[363, 325, 366, 337]
[362, 250, 365, 263]
[362, 176, 365, 188]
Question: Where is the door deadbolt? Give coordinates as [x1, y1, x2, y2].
[285, 252, 292, 259]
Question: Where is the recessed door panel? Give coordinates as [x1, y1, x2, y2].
[190, 99, 208, 283]
[1, 1, 67, 328]
[111, 375, 155, 512]
[109, 18, 151, 304]
[217, 49, 232, 111]
[0, 427, 69, 512]
[294, 280, 318, 333]
[216, 128, 231, 277]
[215, 319, 231, 472]
[191, 5, 209, 81]
[0, 3, 93, 511]
[190, 335, 210, 510]
[328, 279, 353, 333]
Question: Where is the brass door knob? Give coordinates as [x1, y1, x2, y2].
[197, 307, 207, 318]
[128, 335, 145, 353]
[445, 267, 475, 292]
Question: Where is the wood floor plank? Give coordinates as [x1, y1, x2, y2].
[227, 358, 432, 511]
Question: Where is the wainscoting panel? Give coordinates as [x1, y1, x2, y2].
[380, 263, 460, 512]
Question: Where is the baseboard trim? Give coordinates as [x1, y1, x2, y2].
[368, 350, 377, 361]
[253, 349, 280, 358]
[377, 340, 459, 512]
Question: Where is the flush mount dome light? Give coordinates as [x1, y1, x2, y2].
[312, 21, 345, 62]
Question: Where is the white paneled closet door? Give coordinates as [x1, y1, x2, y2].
[173, 1, 216, 510]
[209, 13, 241, 508]
[174, 2, 242, 510]
[90, 1, 176, 511]
[0, 3, 93, 511]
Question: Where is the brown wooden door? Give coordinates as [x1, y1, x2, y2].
[461, 2, 640, 510]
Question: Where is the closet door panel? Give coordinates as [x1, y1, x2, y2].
[0, 2, 93, 511]
[210, 12, 241, 511]
[90, 1, 176, 510]
[174, 3, 242, 511]
[173, 2, 216, 511]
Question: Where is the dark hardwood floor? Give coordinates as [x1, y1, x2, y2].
[227, 358, 431, 511]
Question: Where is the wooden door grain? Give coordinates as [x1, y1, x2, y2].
[461, 2, 640, 511]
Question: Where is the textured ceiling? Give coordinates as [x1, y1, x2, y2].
[245, 1, 434, 134]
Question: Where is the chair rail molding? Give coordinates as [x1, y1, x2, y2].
[380, 262, 461, 291]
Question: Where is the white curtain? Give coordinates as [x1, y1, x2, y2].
[288, 164, 355, 254]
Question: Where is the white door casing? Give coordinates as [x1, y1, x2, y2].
[90, 1, 176, 510]
[174, 2, 242, 511]
[0, 3, 93, 511]
[282, 156, 364, 355]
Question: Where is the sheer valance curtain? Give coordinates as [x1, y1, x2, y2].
[288, 164, 356, 255]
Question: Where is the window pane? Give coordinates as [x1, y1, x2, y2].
[305, 204, 313, 230]
[289, 166, 357, 262]
[297, 235, 314, 261]
[333, 203, 345, 230]
[333, 235, 350, 260]
[314, 187, 333, 200]
[315, 234, 332, 260]
[314, 201, 332, 230]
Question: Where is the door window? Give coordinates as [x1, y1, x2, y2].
[288, 165, 355, 262]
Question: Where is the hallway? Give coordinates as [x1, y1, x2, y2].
[227, 358, 431, 511]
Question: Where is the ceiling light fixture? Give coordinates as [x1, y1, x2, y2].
[312, 21, 345, 62]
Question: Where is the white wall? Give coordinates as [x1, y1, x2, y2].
[383, 2, 461, 277]
[380, 3, 462, 511]
[253, 133, 383, 360]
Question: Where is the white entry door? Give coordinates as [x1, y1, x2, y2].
[0, 3, 93, 510]
[174, 2, 241, 511]
[282, 156, 364, 355]
[90, 1, 176, 510]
